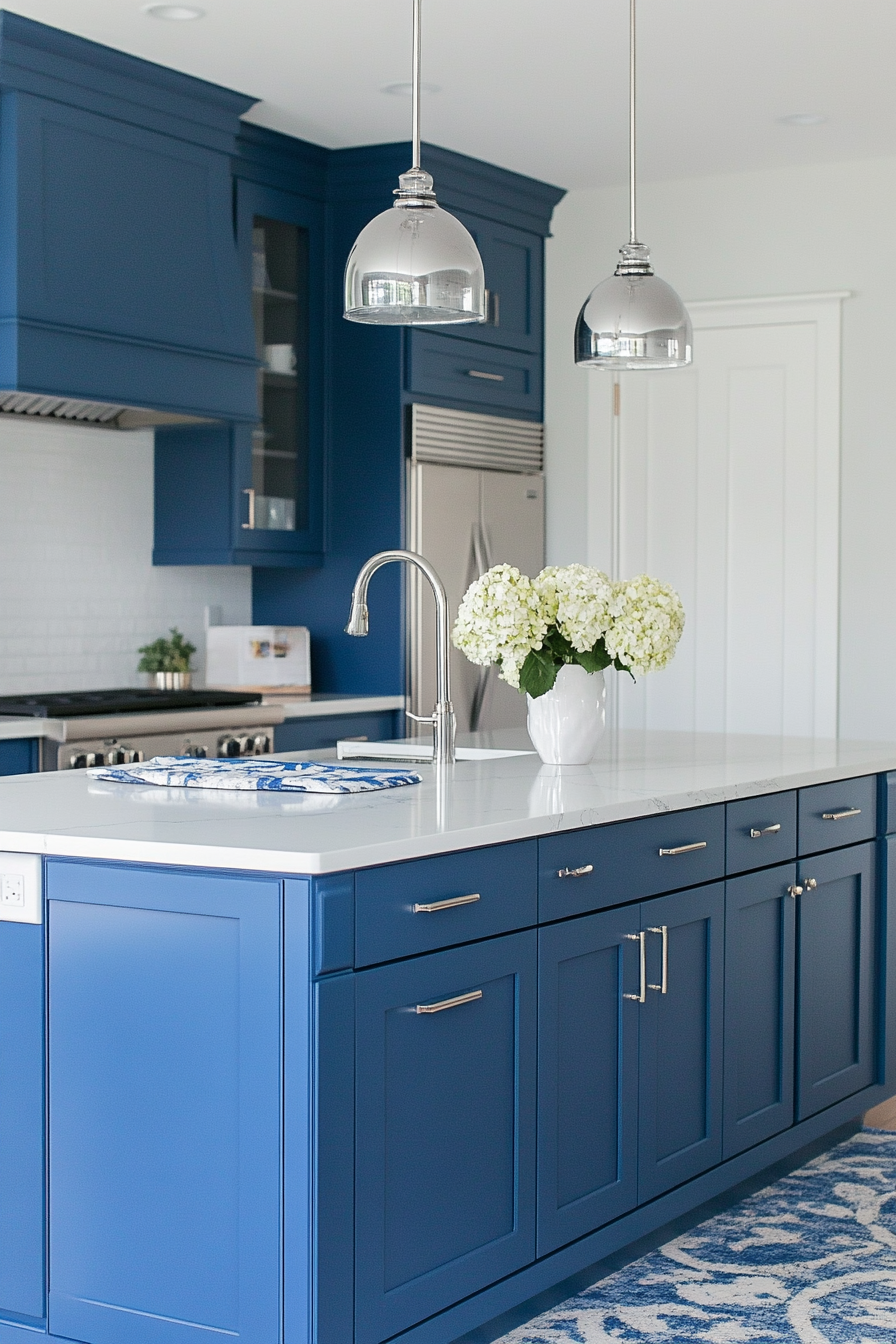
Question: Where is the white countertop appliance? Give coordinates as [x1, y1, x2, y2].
[0, 687, 284, 770]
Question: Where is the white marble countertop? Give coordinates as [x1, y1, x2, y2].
[274, 693, 405, 718]
[0, 728, 894, 875]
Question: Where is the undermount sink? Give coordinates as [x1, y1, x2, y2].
[336, 740, 535, 763]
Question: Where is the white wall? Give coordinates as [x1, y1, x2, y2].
[545, 154, 896, 741]
[0, 417, 251, 694]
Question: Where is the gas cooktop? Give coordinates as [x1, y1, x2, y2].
[0, 688, 263, 719]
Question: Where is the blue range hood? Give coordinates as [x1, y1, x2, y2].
[0, 12, 259, 427]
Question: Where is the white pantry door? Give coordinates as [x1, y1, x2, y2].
[586, 294, 845, 737]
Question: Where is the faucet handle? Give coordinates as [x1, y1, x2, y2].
[405, 710, 435, 726]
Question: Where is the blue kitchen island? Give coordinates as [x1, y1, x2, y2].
[1, 729, 895, 1344]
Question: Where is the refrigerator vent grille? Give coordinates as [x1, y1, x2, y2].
[411, 404, 543, 473]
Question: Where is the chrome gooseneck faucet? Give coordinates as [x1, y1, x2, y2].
[344, 549, 456, 765]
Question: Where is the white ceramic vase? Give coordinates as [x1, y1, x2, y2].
[526, 663, 607, 765]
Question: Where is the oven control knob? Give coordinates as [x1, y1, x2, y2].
[105, 748, 127, 766]
[251, 734, 270, 755]
[182, 744, 207, 759]
[218, 736, 242, 758]
[124, 749, 144, 764]
[69, 752, 90, 769]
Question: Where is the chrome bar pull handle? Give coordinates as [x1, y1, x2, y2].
[413, 893, 480, 914]
[750, 823, 782, 838]
[804, 877, 818, 891]
[658, 841, 707, 857]
[822, 808, 861, 820]
[557, 864, 594, 878]
[241, 486, 256, 530]
[467, 369, 505, 382]
[416, 989, 483, 1014]
[647, 925, 668, 993]
[623, 930, 646, 1003]
[787, 884, 803, 899]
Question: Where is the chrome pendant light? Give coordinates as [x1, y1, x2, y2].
[575, 0, 691, 369]
[344, 0, 486, 326]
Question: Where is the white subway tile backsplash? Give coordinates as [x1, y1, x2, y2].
[0, 417, 252, 694]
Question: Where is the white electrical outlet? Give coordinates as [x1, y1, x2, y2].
[0, 854, 41, 924]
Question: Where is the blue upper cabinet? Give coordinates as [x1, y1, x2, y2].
[0, 13, 259, 423]
[155, 126, 327, 566]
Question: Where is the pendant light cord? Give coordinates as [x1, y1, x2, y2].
[412, 0, 422, 171]
[629, 0, 638, 245]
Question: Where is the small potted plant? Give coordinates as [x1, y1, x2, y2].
[137, 628, 197, 691]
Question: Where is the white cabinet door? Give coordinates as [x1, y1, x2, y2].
[588, 295, 843, 737]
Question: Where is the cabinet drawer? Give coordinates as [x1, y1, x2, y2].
[406, 331, 542, 416]
[726, 791, 797, 874]
[798, 775, 877, 856]
[538, 806, 725, 921]
[355, 840, 537, 967]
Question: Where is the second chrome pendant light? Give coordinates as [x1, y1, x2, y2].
[343, 0, 486, 326]
[575, 0, 691, 369]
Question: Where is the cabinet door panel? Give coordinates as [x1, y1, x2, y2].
[537, 909, 639, 1255]
[723, 865, 796, 1158]
[638, 883, 724, 1202]
[452, 212, 542, 353]
[46, 860, 281, 1344]
[355, 932, 536, 1344]
[0, 921, 45, 1322]
[797, 842, 877, 1119]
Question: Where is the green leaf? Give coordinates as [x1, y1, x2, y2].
[576, 638, 612, 674]
[519, 647, 561, 698]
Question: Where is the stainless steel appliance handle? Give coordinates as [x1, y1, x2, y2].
[413, 893, 481, 914]
[623, 931, 646, 1003]
[241, 486, 256, 530]
[415, 989, 483, 1014]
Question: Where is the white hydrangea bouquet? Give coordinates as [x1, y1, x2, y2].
[452, 563, 685, 698]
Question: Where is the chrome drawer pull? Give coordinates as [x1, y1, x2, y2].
[467, 369, 505, 381]
[750, 824, 782, 838]
[658, 842, 707, 857]
[647, 925, 668, 993]
[413, 893, 481, 914]
[822, 808, 861, 820]
[557, 864, 594, 878]
[416, 989, 483, 1014]
[623, 931, 646, 1003]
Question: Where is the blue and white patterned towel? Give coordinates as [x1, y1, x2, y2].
[88, 755, 422, 794]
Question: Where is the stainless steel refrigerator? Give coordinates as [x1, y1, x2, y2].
[406, 404, 545, 734]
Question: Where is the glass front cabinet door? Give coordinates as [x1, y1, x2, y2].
[234, 182, 324, 562]
[153, 179, 324, 568]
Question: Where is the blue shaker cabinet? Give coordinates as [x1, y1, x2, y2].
[723, 864, 797, 1158]
[354, 932, 538, 1344]
[155, 131, 327, 568]
[45, 860, 281, 1344]
[537, 908, 641, 1256]
[0, 921, 45, 1324]
[796, 841, 877, 1119]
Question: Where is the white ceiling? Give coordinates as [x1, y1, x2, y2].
[7, 0, 896, 192]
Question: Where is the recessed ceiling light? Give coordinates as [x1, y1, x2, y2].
[380, 81, 440, 97]
[778, 112, 827, 126]
[142, 4, 206, 18]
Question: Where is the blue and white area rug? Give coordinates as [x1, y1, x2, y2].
[499, 1130, 896, 1344]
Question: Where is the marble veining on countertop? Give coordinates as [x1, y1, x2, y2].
[0, 728, 894, 875]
